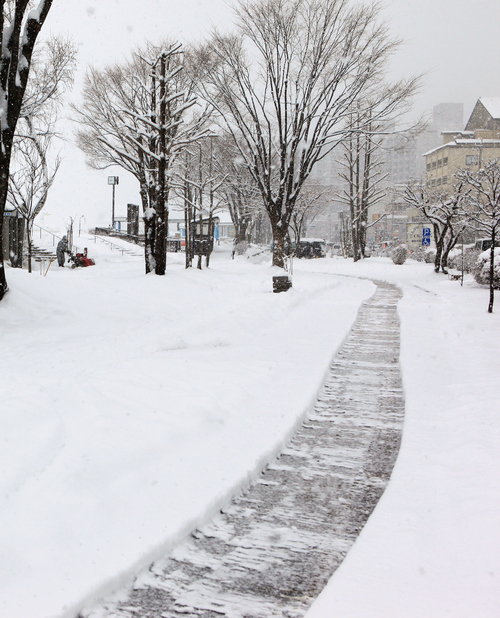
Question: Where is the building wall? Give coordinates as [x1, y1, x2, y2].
[384, 134, 417, 184]
[425, 141, 500, 189]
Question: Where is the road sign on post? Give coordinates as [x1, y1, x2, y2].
[422, 227, 431, 246]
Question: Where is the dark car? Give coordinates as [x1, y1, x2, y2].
[297, 238, 326, 258]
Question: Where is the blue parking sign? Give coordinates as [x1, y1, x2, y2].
[422, 237, 431, 246]
[422, 227, 431, 237]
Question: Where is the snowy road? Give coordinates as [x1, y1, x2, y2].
[80, 279, 404, 618]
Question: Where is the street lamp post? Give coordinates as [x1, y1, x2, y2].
[78, 215, 86, 236]
[108, 176, 119, 229]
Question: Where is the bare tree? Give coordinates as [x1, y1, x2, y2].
[208, 132, 264, 253]
[194, 0, 416, 268]
[73, 42, 209, 275]
[337, 109, 388, 261]
[404, 180, 469, 274]
[289, 183, 330, 251]
[337, 83, 423, 261]
[0, 0, 54, 301]
[8, 118, 61, 271]
[8, 36, 76, 273]
[20, 36, 76, 123]
[455, 159, 500, 313]
[173, 137, 224, 269]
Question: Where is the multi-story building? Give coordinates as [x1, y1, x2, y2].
[384, 132, 418, 184]
[424, 98, 500, 190]
[416, 102, 464, 176]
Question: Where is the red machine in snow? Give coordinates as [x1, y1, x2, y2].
[69, 248, 95, 268]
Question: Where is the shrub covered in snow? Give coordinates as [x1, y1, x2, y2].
[410, 247, 435, 264]
[424, 250, 436, 264]
[448, 248, 480, 274]
[391, 244, 408, 265]
[473, 248, 500, 289]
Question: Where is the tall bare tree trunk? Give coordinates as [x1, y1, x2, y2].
[488, 227, 496, 313]
[270, 218, 287, 269]
[155, 53, 168, 275]
[184, 153, 192, 268]
[0, 164, 11, 296]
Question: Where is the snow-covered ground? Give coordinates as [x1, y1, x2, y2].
[1, 240, 499, 618]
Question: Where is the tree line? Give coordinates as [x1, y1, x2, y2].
[0, 0, 426, 299]
[404, 160, 500, 313]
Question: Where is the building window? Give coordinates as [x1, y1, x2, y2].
[431, 179, 436, 187]
[437, 178, 442, 186]
[426, 162, 431, 171]
[431, 161, 437, 169]
[442, 176, 448, 185]
[437, 159, 442, 168]
[466, 154, 479, 165]
[443, 157, 448, 166]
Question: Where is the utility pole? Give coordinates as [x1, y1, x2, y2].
[108, 176, 119, 229]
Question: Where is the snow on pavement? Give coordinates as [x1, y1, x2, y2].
[1, 242, 499, 618]
[303, 258, 500, 618]
[0, 241, 372, 618]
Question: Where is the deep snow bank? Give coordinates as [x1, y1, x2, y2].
[0, 244, 373, 618]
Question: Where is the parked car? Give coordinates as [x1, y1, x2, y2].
[297, 238, 326, 258]
[475, 238, 500, 252]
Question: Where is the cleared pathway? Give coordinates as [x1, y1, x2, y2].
[80, 279, 404, 618]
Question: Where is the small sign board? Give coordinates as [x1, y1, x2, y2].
[422, 227, 431, 237]
[422, 237, 431, 247]
[108, 176, 119, 185]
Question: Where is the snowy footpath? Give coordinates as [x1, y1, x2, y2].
[1, 240, 499, 617]
[79, 279, 405, 617]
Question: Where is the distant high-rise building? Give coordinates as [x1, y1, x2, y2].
[384, 133, 417, 184]
[309, 145, 342, 186]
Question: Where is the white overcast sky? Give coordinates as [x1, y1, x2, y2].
[37, 0, 500, 229]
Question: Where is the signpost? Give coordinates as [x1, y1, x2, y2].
[422, 227, 431, 247]
[108, 176, 119, 229]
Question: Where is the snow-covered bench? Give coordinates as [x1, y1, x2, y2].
[447, 268, 462, 281]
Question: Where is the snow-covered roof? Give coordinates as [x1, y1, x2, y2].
[423, 138, 500, 156]
[456, 138, 500, 144]
[217, 210, 233, 225]
[480, 97, 500, 119]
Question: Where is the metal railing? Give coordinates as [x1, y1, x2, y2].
[32, 223, 143, 257]
[89, 231, 144, 256]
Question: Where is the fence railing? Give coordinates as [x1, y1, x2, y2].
[32, 223, 144, 257]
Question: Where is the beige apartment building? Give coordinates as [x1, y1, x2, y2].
[424, 98, 500, 190]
